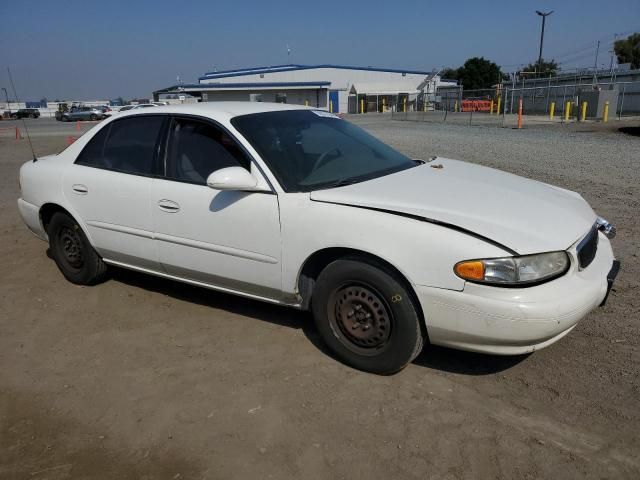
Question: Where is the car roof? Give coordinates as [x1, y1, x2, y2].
[115, 101, 312, 121]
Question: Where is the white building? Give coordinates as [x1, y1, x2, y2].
[153, 64, 457, 113]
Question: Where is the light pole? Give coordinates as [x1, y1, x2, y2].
[1, 87, 9, 114]
[536, 10, 553, 76]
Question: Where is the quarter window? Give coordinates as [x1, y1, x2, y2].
[75, 115, 164, 175]
[165, 118, 250, 184]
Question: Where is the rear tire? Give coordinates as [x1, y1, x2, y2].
[47, 212, 107, 285]
[90, 114, 97, 121]
[312, 259, 423, 375]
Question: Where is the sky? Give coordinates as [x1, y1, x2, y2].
[0, 0, 638, 101]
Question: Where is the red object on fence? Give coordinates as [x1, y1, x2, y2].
[461, 100, 492, 112]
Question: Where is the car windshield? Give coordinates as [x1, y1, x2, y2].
[231, 110, 416, 192]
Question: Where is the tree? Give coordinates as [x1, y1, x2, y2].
[614, 32, 640, 69]
[440, 67, 459, 80]
[443, 57, 506, 90]
[522, 59, 558, 77]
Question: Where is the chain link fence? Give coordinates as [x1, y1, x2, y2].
[390, 80, 640, 127]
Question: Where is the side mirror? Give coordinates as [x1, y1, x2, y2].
[206, 167, 266, 191]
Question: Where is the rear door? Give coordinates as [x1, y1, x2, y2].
[151, 115, 282, 300]
[64, 114, 166, 270]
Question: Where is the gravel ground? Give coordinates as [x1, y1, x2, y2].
[1, 117, 639, 479]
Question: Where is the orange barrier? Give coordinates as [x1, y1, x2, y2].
[76, 121, 81, 131]
[461, 100, 492, 112]
[0, 126, 22, 139]
[517, 98, 523, 129]
[67, 136, 77, 145]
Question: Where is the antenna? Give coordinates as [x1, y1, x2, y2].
[7, 68, 37, 162]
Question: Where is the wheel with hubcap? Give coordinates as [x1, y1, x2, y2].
[47, 212, 108, 285]
[312, 258, 424, 374]
[90, 114, 97, 121]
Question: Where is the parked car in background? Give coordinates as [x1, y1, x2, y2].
[97, 106, 112, 117]
[58, 106, 106, 122]
[17, 102, 619, 374]
[12, 108, 41, 119]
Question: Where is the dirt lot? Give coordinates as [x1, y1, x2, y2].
[1, 118, 639, 479]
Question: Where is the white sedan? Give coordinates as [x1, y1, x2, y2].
[17, 102, 619, 374]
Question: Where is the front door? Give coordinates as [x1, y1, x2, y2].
[329, 91, 339, 113]
[151, 116, 282, 300]
[64, 115, 165, 270]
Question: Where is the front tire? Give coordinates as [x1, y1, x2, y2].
[312, 259, 424, 375]
[90, 114, 97, 121]
[47, 212, 107, 285]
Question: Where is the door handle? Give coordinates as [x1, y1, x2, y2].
[72, 184, 88, 194]
[157, 199, 180, 213]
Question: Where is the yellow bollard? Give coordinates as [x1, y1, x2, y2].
[382, 97, 386, 112]
[454, 100, 458, 112]
[603, 101, 609, 123]
[549, 102, 555, 120]
[423, 101, 427, 112]
[329, 101, 333, 113]
[496, 96, 501, 115]
[305, 100, 308, 107]
[489, 99, 494, 115]
[360, 98, 364, 114]
[403, 98, 407, 113]
[580, 101, 587, 122]
[564, 101, 571, 121]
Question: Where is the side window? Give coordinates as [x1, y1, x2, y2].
[166, 118, 250, 184]
[75, 116, 164, 175]
[75, 124, 110, 167]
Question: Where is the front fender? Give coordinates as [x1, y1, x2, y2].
[279, 195, 511, 294]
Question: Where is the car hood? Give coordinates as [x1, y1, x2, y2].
[309, 158, 596, 254]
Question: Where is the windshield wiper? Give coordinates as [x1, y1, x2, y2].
[315, 177, 364, 190]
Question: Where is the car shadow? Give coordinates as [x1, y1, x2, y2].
[108, 266, 527, 376]
[209, 190, 249, 212]
[412, 345, 529, 375]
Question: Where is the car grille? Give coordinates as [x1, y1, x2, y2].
[577, 226, 599, 269]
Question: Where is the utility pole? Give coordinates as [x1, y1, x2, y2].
[536, 10, 553, 76]
[592, 40, 600, 86]
[1, 87, 9, 114]
[609, 33, 620, 73]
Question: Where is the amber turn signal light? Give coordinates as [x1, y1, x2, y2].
[454, 261, 485, 281]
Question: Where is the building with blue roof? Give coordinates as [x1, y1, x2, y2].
[154, 64, 457, 113]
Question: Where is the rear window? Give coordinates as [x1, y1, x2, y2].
[75, 115, 164, 176]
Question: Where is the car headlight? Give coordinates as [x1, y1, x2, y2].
[454, 251, 569, 286]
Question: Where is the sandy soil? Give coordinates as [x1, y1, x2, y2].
[1, 120, 638, 479]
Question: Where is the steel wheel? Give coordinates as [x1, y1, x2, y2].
[329, 283, 393, 356]
[47, 212, 108, 285]
[57, 225, 85, 271]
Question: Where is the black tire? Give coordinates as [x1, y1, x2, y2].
[312, 258, 424, 375]
[29, 114, 35, 119]
[47, 212, 107, 285]
[90, 114, 97, 121]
